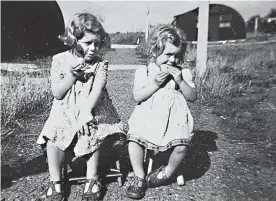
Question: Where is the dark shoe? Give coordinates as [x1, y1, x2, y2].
[126, 176, 147, 200]
[45, 181, 64, 201]
[146, 165, 168, 188]
[81, 179, 101, 201]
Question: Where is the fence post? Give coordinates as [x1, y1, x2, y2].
[196, 1, 209, 77]
[145, 7, 150, 40]
[254, 17, 259, 36]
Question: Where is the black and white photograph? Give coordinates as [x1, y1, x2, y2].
[1, 1, 276, 200]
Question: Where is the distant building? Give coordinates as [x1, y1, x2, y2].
[264, 17, 276, 33]
[172, 4, 247, 41]
[267, 17, 276, 23]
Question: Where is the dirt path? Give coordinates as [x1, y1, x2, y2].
[1, 99, 276, 201]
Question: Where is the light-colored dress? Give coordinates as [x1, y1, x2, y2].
[127, 63, 195, 152]
[37, 51, 125, 157]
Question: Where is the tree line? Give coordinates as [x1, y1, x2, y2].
[246, 8, 276, 33]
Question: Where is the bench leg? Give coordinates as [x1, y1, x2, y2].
[147, 158, 153, 174]
[116, 160, 123, 187]
[63, 160, 69, 199]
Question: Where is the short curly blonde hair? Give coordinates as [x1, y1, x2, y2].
[147, 24, 187, 64]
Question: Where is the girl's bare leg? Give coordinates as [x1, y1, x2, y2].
[46, 140, 65, 193]
[158, 145, 188, 179]
[128, 141, 145, 186]
[85, 150, 100, 193]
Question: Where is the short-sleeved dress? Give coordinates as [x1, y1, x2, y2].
[127, 63, 195, 152]
[37, 50, 125, 157]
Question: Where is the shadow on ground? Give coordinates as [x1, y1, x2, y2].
[1, 154, 48, 189]
[184, 130, 218, 181]
[146, 130, 218, 183]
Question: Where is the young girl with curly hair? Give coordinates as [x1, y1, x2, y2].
[126, 24, 197, 199]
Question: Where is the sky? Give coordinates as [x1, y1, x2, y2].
[57, 1, 276, 33]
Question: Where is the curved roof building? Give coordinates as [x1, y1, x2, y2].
[172, 4, 247, 41]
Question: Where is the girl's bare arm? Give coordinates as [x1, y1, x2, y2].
[85, 62, 108, 110]
[133, 71, 169, 103]
[133, 83, 159, 103]
[178, 80, 197, 102]
[51, 57, 78, 100]
[167, 67, 197, 102]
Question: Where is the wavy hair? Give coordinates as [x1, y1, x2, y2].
[64, 12, 108, 49]
[147, 24, 187, 64]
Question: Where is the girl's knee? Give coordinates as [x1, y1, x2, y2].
[128, 141, 141, 149]
[47, 140, 57, 148]
[128, 141, 144, 156]
[46, 140, 62, 152]
[174, 145, 188, 154]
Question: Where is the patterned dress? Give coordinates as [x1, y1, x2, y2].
[37, 51, 125, 157]
[127, 63, 195, 152]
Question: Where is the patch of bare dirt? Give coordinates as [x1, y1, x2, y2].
[1, 101, 276, 201]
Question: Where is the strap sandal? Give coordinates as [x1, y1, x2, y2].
[126, 176, 147, 200]
[81, 179, 102, 201]
[146, 165, 168, 188]
[45, 181, 64, 201]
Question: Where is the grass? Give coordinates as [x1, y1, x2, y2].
[102, 48, 146, 65]
[109, 32, 144, 45]
[193, 43, 276, 143]
[1, 70, 52, 131]
[245, 32, 276, 42]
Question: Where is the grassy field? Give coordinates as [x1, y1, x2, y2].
[200, 43, 276, 143]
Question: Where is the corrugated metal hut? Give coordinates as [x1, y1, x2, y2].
[1, 1, 66, 61]
[172, 4, 246, 41]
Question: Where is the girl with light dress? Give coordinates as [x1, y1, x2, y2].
[126, 24, 197, 200]
[37, 12, 125, 201]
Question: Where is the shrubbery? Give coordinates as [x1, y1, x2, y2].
[109, 32, 145, 45]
